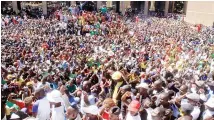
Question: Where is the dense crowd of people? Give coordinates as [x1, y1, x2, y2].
[1, 4, 214, 120]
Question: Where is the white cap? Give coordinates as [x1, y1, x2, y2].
[82, 105, 99, 115]
[136, 83, 149, 89]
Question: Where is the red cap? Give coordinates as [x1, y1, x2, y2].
[128, 100, 141, 112]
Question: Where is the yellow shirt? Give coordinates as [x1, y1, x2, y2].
[13, 78, 24, 87]
[112, 81, 123, 103]
[140, 62, 147, 69]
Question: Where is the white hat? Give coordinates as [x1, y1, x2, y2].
[10, 113, 20, 119]
[47, 90, 63, 103]
[205, 97, 214, 108]
[82, 105, 99, 115]
[136, 83, 149, 89]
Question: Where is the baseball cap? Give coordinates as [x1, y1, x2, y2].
[128, 100, 141, 112]
[82, 105, 99, 115]
[136, 83, 149, 89]
[186, 93, 200, 102]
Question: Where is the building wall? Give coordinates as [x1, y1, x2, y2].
[185, 1, 214, 26]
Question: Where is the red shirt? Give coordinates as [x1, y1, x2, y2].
[102, 111, 109, 120]
[15, 100, 33, 115]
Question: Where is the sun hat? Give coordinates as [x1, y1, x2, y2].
[186, 93, 200, 102]
[82, 105, 99, 115]
[136, 83, 149, 89]
[47, 90, 63, 103]
[111, 71, 122, 81]
[128, 100, 141, 112]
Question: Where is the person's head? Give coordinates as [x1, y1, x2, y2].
[34, 88, 45, 99]
[180, 103, 194, 115]
[109, 106, 121, 120]
[83, 81, 91, 91]
[179, 85, 188, 95]
[83, 105, 99, 120]
[159, 92, 169, 106]
[103, 98, 116, 112]
[151, 107, 165, 120]
[128, 100, 141, 116]
[23, 96, 33, 106]
[59, 85, 66, 95]
[186, 93, 200, 106]
[153, 80, 162, 91]
[136, 83, 149, 95]
[66, 106, 79, 120]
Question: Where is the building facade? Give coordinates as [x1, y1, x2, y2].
[8, 1, 214, 26]
[184, 1, 214, 26]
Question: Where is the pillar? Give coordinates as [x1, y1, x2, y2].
[120, 1, 130, 15]
[12, 1, 18, 14]
[42, 1, 47, 15]
[107, 1, 112, 7]
[172, 1, 175, 13]
[144, 1, 149, 15]
[97, 1, 102, 10]
[164, 1, 169, 16]
[183, 1, 188, 15]
[149, 1, 155, 11]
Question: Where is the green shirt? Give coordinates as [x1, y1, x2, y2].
[66, 84, 77, 93]
[90, 31, 95, 36]
[101, 7, 107, 13]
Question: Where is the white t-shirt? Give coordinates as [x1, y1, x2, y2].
[51, 104, 65, 120]
[126, 112, 141, 120]
[191, 106, 200, 120]
[35, 97, 51, 120]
